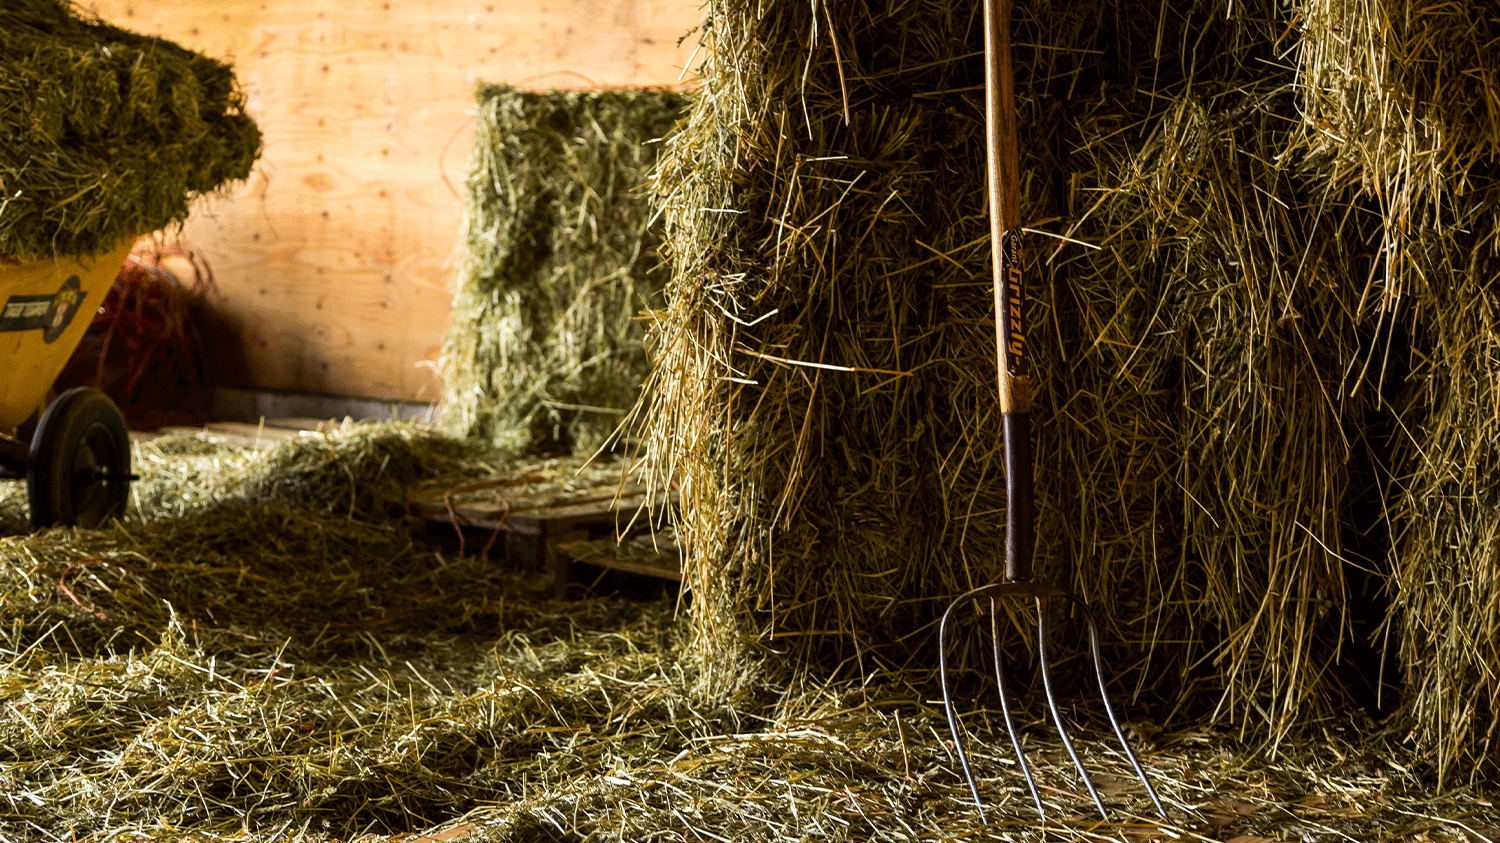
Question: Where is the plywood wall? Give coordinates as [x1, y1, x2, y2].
[84, 0, 703, 403]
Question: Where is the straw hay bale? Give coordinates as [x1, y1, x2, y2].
[1381, 204, 1500, 783]
[633, 0, 1407, 752]
[1297, 0, 1499, 249]
[0, 0, 260, 260]
[439, 85, 687, 455]
[1057, 85, 1386, 737]
[635, 0, 1009, 693]
[1293, 0, 1500, 781]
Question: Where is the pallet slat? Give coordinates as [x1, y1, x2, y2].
[410, 479, 676, 595]
[204, 421, 307, 443]
[556, 537, 682, 582]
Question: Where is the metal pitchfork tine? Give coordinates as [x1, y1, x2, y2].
[938, 586, 1167, 822]
[934, 0, 1168, 824]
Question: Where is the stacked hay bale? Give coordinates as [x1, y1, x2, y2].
[635, 0, 1425, 759]
[440, 85, 688, 454]
[0, 0, 261, 260]
[1055, 82, 1381, 735]
[637, 0, 1011, 690]
[1297, 1, 1500, 781]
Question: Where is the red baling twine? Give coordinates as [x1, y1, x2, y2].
[56, 239, 218, 431]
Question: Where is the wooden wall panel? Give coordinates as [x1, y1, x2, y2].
[83, 0, 702, 402]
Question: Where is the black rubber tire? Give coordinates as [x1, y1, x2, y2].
[27, 387, 131, 530]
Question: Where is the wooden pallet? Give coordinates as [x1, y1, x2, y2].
[128, 426, 684, 596]
[409, 471, 677, 596]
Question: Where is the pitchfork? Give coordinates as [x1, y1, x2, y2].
[935, 0, 1168, 824]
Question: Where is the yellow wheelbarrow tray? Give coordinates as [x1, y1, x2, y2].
[0, 238, 137, 529]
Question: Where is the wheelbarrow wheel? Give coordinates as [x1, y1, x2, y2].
[28, 387, 131, 530]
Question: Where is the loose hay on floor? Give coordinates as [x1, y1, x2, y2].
[0, 424, 704, 838]
[0, 425, 1495, 841]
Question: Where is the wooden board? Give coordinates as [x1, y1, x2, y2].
[143, 416, 383, 448]
[203, 421, 308, 444]
[557, 535, 683, 582]
[408, 487, 661, 536]
[410, 474, 673, 596]
[264, 416, 339, 432]
[83, 0, 703, 402]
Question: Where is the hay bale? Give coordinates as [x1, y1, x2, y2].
[1055, 85, 1385, 737]
[1381, 194, 1500, 783]
[634, 0, 1400, 750]
[1294, 0, 1500, 781]
[0, 0, 260, 260]
[1297, 0, 1499, 243]
[439, 84, 688, 454]
[635, 0, 1009, 693]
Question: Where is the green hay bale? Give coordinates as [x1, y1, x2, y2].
[0, 0, 261, 260]
[439, 84, 688, 454]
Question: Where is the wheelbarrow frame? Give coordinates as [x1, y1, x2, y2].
[0, 239, 137, 528]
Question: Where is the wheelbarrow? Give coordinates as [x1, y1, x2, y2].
[0, 238, 137, 529]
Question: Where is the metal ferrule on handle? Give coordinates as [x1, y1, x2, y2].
[985, 0, 1033, 583]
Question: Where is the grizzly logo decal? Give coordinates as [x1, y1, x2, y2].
[0, 276, 87, 343]
[997, 232, 1024, 373]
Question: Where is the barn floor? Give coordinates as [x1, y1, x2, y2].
[0, 424, 1494, 843]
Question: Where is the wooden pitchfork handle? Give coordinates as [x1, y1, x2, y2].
[984, 0, 1035, 583]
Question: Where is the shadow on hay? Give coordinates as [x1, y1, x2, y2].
[0, 500, 698, 835]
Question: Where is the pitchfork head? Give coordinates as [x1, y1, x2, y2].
[937, 581, 1168, 824]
